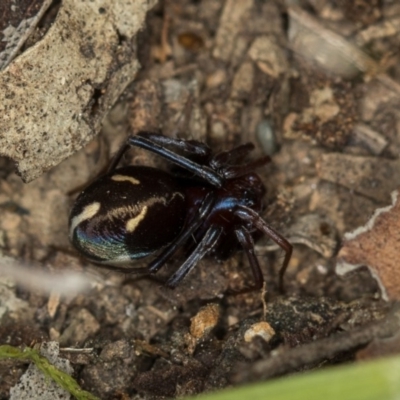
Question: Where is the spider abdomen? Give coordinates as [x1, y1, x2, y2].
[69, 166, 186, 265]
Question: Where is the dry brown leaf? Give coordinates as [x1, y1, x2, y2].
[337, 190, 400, 300]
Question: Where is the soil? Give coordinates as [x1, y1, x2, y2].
[1, 0, 400, 399]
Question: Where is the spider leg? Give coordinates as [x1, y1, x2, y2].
[136, 131, 211, 158]
[234, 206, 292, 293]
[93, 193, 215, 277]
[147, 192, 215, 274]
[107, 131, 212, 174]
[108, 132, 223, 187]
[230, 227, 264, 294]
[222, 155, 271, 179]
[211, 143, 255, 168]
[107, 143, 131, 173]
[166, 225, 223, 288]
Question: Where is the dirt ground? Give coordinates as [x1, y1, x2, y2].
[1, 0, 400, 399]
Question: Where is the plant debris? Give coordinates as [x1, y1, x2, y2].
[1, 0, 400, 398]
[337, 190, 400, 301]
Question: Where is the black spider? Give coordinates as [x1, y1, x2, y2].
[69, 131, 292, 292]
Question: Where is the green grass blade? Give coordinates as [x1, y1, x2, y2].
[193, 356, 400, 400]
[0, 345, 99, 400]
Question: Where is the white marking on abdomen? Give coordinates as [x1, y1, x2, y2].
[69, 202, 101, 238]
[126, 206, 148, 232]
[112, 175, 140, 185]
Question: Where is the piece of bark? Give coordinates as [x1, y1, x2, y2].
[288, 5, 377, 78]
